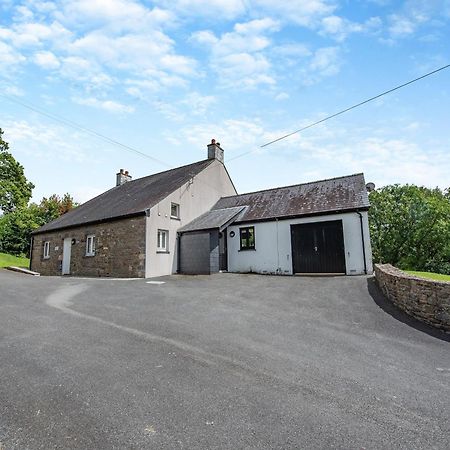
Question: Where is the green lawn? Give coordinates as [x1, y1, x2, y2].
[0, 252, 30, 269]
[405, 270, 450, 282]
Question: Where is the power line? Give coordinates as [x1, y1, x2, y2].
[228, 63, 450, 162]
[0, 93, 227, 195]
[0, 93, 172, 168]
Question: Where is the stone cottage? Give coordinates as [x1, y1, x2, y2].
[30, 140, 236, 277]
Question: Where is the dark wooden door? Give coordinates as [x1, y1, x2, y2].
[219, 231, 228, 271]
[291, 220, 346, 273]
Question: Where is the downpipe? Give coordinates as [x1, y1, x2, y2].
[356, 211, 367, 275]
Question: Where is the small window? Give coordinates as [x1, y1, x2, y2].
[43, 241, 50, 259]
[171, 202, 180, 219]
[240, 226, 255, 250]
[86, 235, 96, 256]
[157, 229, 168, 252]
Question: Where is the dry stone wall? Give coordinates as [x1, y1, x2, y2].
[375, 264, 450, 332]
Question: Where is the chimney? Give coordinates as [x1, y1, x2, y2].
[207, 138, 224, 163]
[116, 169, 132, 186]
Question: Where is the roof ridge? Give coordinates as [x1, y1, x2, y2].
[219, 173, 365, 200]
[57, 159, 213, 211]
[113, 158, 212, 187]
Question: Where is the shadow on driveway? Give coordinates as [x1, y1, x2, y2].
[367, 277, 450, 342]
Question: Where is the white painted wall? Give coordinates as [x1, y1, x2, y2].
[227, 211, 373, 275]
[145, 160, 236, 277]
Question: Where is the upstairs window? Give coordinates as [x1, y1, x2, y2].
[43, 241, 50, 259]
[157, 229, 168, 252]
[86, 235, 96, 256]
[240, 226, 255, 250]
[171, 202, 180, 219]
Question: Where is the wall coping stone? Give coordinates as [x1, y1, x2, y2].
[375, 263, 450, 332]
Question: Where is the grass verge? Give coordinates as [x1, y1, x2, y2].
[405, 270, 450, 282]
[0, 252, 30, 269]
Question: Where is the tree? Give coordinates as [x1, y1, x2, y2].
[0, 204, 44, 256]
[0, 193, 77, 256]
[38, 193, 78, 223]
[0, 128, 34, 213]
[369, 184, 450, 274]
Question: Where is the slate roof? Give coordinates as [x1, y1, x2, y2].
[33, 159, 214, 234]
[178, 206, 246, 233]
[212, 173, 369, 223]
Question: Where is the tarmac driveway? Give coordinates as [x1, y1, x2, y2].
[0, 270, 449, 449]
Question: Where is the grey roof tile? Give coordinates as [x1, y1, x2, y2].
[33, 159, 214, 233]
[178, 206, 246, 233]
[212, 173, 369, 222]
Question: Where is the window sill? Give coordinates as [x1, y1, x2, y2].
[239, 248, 256, 252]
[156, 250, 170, 254]
[85, 254, 96, 257]
[170, 216, 180, 221]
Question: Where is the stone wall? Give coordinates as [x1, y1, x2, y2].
[375, 264, 450, 332]
[31, 216, 146, 278]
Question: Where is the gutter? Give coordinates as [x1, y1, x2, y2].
[356, 211, 367, 275]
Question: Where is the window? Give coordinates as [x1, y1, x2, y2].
[157, 229, 169, 252]
[43, 241, 50, 259]
[86, 235, 96, 256]
[171, 202, 180, 219]
[240, 226, 255, 250]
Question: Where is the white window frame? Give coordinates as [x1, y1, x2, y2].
[170, 202, 180, 219]
[86, 235, 96, 257]
[157, 229, 169, 252]
[43, 241, 50, 259]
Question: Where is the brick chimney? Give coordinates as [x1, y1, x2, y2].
[116, 169, 132, 186]
[207, 139, 224, 163]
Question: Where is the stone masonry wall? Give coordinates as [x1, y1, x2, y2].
[375, 264, 450, 332]
[31, 216, 146, 277]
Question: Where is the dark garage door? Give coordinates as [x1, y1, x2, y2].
[291, 220, 346, 274]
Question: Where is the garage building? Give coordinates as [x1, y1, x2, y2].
[178, 173, 373, 276]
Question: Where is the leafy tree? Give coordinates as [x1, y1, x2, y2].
[0, 193, 77, 256]
[0, 204, 44, 256]
[38, 193, 78, 223]
[369, 185, 450, 274]
[0, 128, 34, 213]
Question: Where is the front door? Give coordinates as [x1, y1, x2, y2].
[219, 231, 228, 271]
[291, 220, 346, 274]
[62, 238, 72, 275]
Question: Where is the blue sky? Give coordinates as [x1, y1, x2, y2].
[1, 0, 449, 204]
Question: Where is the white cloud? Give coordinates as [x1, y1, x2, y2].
[56, 0, 174, 33]
[0, 0, 197, 101]
[158, 0, 335, 25]
[385, 1, 447, 39]
[300, 46, 342, 85]
[388, 14, 417, 36]
[0, 40, 25, 69]
[72, 96, 135, 114]
[180, 92, 216, 116]
[1, 84, 25, 96]
[192, 18, 279, 88]
[155, 0, 246, 20]
[33, 50, 60, 69]
[252, 0, 336, 26]
[3, 119, 93, 163]
[275, 92, 289, 101]
[319, 15, 382, 41]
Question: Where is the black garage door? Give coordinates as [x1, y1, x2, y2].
[291, 220, 346, 274]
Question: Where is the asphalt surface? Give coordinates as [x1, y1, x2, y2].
[0, 270, 449, 449]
